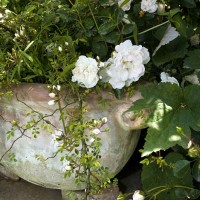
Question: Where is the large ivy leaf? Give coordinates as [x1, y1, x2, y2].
[142, 152, 193, 200]
[129, 83, 200, 157]
[153, 37, 188, 66]
[184, 49, 200, 70]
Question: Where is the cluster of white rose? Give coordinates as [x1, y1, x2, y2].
[72, 40, 150, 89]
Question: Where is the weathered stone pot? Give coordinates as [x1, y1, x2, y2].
[0, 83, 144, 195]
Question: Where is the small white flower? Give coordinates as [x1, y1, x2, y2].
[65, 165, 72, 171]
[102, 117, 108, 123]
[57, 85, 61, 91]
[58, 46, 62, 52]
[90, 138, 95, 143]
[141, 0, 158, 13]
[65, 42, 69, 46]
[54, 129, 63, 137]
[92, 128, 101, 135]
[49, 92, 56, 98]
[48, 100, 56, 106]
[132, 190, 145, 200]
[53, 85, 61, 91]
[72, 55, 99, 88]
[160, 72, 179, 85]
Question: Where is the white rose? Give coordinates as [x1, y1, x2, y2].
[160, 72, 179, 85]
[100, 40, 149, 89]
[72, 56, 99, 88]
[141, 0, 158, 13]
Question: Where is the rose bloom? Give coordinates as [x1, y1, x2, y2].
[72, 55, 99, 88]
[141, 0, 158, 13]
[101, 40, 150, 89]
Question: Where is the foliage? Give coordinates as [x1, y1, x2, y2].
[1, 0, 200, 199]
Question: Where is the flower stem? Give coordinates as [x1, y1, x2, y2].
[57, 93, 68, 136]
[138, 20, 169, 35]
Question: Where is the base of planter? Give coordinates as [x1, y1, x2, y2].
[61, 186, 120, 200]
[0, 165, 20, 181]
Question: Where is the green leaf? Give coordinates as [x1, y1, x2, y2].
[98, 21, 117, 35]
[142, 152, 193, 200]
[173, 160, 190, 178]
[184, 49, 200, 69]
[84, 18, 95, 30]
[183, 85, 200, 127]
[189, 189, 200, 199]
[104, 31, 120, 44]
[129, 84, 200, 156]
[174, 188, 189, 199]
[171, 14, 188, 38]
[119, 0, 131, 9]
[192, 159, 200, 182]
[20, 51, 33, 63]
[153, 37, 188, 66]
[132, 22, 138, 45]
[91, 40, 107, 57]
[181, 0, 196, 8]
[122, 24, 133, 35]
[142, 108, 192, 156]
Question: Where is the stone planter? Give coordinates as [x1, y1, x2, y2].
[0, 83, 145, 198]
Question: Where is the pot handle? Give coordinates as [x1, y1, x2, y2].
[115, 103, 148, 131]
